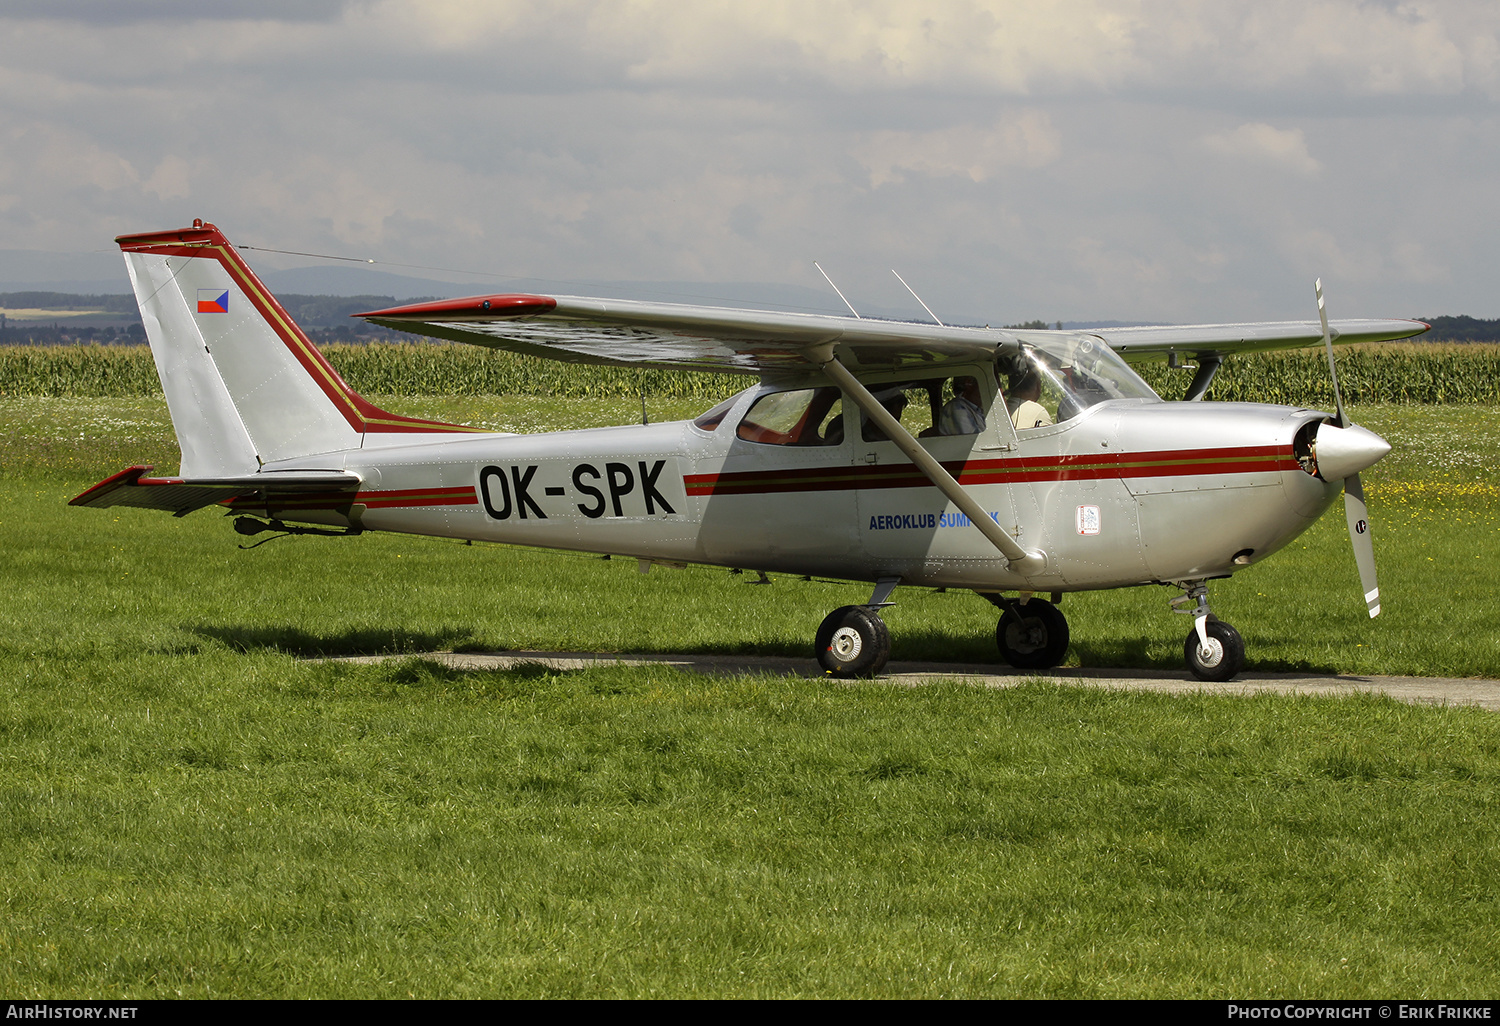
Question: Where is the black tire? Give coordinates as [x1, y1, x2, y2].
[1184, 619, 1245, 682]
[996, 598, 1069, 669]
[815, 605, 891, 678]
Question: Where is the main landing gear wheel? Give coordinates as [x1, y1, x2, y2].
[1184, 620, 1245, 682]
[816, 605, 891, 678]
[996, 599, 1069, 670]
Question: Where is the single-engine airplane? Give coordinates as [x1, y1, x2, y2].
[73, 220, 1423, 680]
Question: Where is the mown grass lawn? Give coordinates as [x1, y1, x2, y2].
[1, 397, 1498, 997]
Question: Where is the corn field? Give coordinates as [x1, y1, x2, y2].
[3, 341, 1497, 405]
[1132, 344, 1500, 405]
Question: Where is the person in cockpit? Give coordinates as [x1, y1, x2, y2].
[861, 390, 909, 443]
[1006, 369, 1053, 430]
[938, 376, 985, 435]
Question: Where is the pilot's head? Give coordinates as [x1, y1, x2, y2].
[1009, 369, 1041, 401]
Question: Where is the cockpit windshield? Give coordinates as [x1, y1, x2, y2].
[1007, 333, 1159, 427]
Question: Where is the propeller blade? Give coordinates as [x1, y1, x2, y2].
[1316, 280, 1380, 618]
[1315, 278, 1349, 428]
[1344, 473, 1380, 618]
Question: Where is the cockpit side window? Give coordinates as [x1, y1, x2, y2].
[1006, 336, 1159, 430]
[861, 381, 931, 442]
[736, 386, 845, 446]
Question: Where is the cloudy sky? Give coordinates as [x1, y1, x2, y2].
[2, 0, 1497, 323]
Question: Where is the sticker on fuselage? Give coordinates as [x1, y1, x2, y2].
[1076, 504, 1101, 536]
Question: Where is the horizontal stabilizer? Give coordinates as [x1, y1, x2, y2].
[71, 466, 361, 517]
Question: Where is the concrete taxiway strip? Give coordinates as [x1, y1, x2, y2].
[331, 650, 1500, 712]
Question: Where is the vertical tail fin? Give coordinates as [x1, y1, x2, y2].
[116, 220, 469, 477]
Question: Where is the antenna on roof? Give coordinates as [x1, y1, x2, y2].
[814, 262, 861, 319]
[891, 269, 944, 327]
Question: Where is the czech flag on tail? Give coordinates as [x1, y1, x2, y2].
[197, 289, 229, 314]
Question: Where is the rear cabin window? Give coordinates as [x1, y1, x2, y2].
[860, 375, 988, 442]
[736, 387, 845, 446]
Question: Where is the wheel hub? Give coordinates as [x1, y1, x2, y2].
[1005, 620, 1045, 654]
[1197, 638, 1224, 666]
[830, 626, 864, 660]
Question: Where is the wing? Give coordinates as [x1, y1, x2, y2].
[357, 293, 1428, 375]
[356, 294, 1018, 375]
[1088, 319, 1428, 362]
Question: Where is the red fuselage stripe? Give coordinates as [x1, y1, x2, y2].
[223, 486, 478, 510]
[683, 446, 1298, 495]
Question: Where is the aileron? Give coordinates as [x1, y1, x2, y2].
[1095, 318, 1428, 360]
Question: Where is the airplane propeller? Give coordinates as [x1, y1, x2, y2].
[1316, 279, 1388, 618]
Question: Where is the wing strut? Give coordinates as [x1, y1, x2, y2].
[815, 353, 1047, 576]
[1183, 354, 1223, 401]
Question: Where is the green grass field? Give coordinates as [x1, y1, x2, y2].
[2, 395, 1499, 997]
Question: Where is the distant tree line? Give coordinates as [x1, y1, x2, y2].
[0, 291, 139, 313]
[1414, 316, 1500, 342]
[0, 322, 143, 346]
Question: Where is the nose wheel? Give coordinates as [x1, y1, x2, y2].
[816, 605, 891, 678]
[1173, 582, 1246, 681]
[1184, 620, 1244, 682]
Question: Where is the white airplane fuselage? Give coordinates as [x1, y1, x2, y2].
[254, 385, 1342, 593]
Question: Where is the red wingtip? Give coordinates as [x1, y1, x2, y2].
[354, 294, 557, 320]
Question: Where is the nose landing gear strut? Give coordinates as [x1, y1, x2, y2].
[1172, 581, 1245, 681]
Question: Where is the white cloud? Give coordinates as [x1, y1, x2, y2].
[854, 112, 1061, 187]
[339, 0, 1493, 100]
[143, 155, 192, 202]
[1201, 123, 1322, 176]
[0, 1, 1497, 318]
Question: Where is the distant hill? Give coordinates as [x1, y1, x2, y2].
[0, 291, 438, 325]
[0, 291, 138, 313]
[0, 293, 434, 344]
[0, 293, 434, 334]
